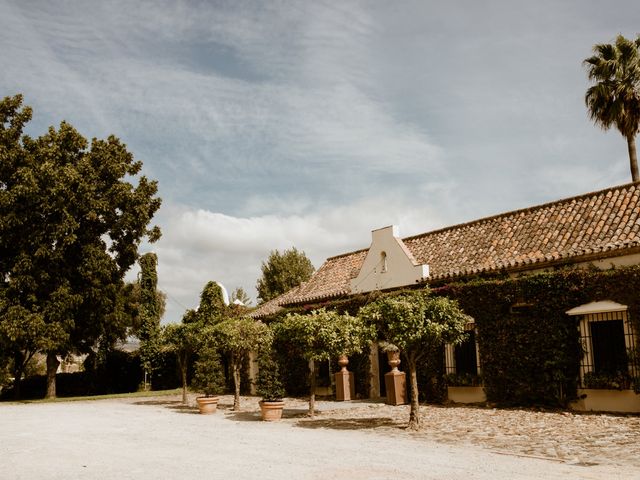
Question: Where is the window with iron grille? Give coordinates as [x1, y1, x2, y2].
[454, 330, 478, 375]
[445, 324, 481, 383]
[576, 310, 638, 389]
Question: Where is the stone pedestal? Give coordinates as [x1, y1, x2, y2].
[335, 355, 355, 401]
[335, 371, 355, 401]
[384, 351, 407, 405]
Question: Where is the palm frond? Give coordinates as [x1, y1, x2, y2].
[584, 35, 640, 138]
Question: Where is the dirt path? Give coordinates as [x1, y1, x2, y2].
[1, 394, 638, 479]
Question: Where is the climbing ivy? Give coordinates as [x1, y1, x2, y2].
[433, 266, 640, 404]
[138, 253, 161, 384]
[263, 264, 640, 407]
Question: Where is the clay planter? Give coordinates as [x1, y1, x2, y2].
[259, 400, 284, 421]
[196, 396, 219, 414]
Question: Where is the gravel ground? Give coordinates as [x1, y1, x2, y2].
[1, 393, 639, 480]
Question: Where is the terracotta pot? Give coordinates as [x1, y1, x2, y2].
[196, 396, 219, 414]
[259, 400, 284, 421]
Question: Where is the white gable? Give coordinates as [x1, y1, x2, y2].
[350, 225, 429, 294]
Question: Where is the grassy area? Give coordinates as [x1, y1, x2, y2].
[3, 388, 183, 404]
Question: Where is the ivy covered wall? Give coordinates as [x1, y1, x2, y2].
[438, 266, 640, 406]
[266, 264, 640, 407]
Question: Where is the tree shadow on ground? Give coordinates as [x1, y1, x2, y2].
[131, 399, 201, 414]
[295, 417, 398, 430]
[224, 411, 261, 422]
[132, 400, 184, 406]
[167, 404, 199, 415]
[283, 408, 317, 418]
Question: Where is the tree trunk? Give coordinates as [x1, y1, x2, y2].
[179, 355, 188, 405]
[627, 134, 639, 182]
[232, 355, 241, 411]
[12, 351, 25, 400]
[308, 359, 316, 418]
[45, 352, 60, 399]
[407, 356, 421, 430]
[12, 368, 22, 400]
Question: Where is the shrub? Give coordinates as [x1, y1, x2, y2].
[255, 349, 285, 402]
[192, 346, 225, 397]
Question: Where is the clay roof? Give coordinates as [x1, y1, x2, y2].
[251, 183, 640, 318]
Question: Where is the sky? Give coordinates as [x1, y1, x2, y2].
[1, 0, 639, 324]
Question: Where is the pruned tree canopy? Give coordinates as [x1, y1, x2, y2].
[215, 316, 271, 410]
[359, 291, 470, 429]
[275, 308, 374, 416]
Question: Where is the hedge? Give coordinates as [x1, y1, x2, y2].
[1, 349, 142, 400]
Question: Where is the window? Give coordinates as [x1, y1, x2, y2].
[567, 301, 638, 389]
[445, 321, 480, 381]
[591, 319, 627, 375]
[380, 251, 388, 273]
[454, 330, 478, 375]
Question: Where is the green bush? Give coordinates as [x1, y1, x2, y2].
[583, 371, 631, 390]
[151, 349, 181, 391]
[444, 372, 482, 387]
[255, 349, 285, 402]
[191, 346, 225, 397]
[1, 350, 142, 400]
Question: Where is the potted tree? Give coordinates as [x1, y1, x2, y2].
[255, 347, 285, 421]
[192, 342, 225, 414]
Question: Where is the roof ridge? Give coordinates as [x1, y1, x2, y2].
[326, 247, 369, 261]
[326, 183, 639, 260]
[403, 182, 639, 242]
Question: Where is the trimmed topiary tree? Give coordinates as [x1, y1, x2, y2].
[161, 309, 200, 404]
[192, 338, 225, 398]
[255, 345, 285, 403]
[359, 290, 470, 430]
[274, 308, 374, 417]
[215, 316, 271, 410]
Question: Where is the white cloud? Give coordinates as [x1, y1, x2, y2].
[150, 197, 446, 323]
[4, 0, 640, 326]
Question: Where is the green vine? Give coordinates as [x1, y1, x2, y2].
[138, 253, 161, 380]
[262, 264, 640, 406]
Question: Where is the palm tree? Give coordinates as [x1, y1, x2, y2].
[584, 35, 640, 182]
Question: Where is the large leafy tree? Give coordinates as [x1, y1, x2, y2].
[359, 291, 470, 430]
[584, 34, 640, 182]
[256, 247, 314, 303]
[0, 94, 161, 398]
[275, 309, 374, 417]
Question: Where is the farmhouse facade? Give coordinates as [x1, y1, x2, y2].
[252, 183, 640, 412]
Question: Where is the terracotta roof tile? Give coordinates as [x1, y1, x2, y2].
[251, 183, 640, 318]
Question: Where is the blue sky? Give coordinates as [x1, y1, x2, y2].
[1, 0, 638, 323]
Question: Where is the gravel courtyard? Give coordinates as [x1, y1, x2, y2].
[1, 394, 639, 479]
